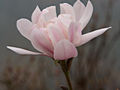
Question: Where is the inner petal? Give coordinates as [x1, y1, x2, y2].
[30, 28, 54, 57]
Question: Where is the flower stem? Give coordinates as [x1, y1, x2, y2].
[63, 69, 72, 90]
[59, 61, 73, 90]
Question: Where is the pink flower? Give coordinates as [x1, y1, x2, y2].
[7, 0, 111, 60]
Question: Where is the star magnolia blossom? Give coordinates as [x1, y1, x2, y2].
[7, 0, 111, 60]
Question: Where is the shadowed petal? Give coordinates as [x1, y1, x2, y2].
[17, 18, 33, 40]
[32, 6, 41, 24]
[73, 0, 85, 21]
[60, 3, 75, 21]
[54, 39, 78, 60]
[31, 28, 54, 57]
[7, 46, 40, 55]
[75, 27, 112, 47]
[79, 0, 93, 30]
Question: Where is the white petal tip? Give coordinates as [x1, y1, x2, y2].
[108, 26, 112, 29]
[60, 3, 68, 6]
[35, 5, 40, 10]
[76, 0, 80, 2]
[7, 46, 14, 50]
[7, 46, 41, 55]
[104, 26, 112, 31]
[36, 5, 39, 8]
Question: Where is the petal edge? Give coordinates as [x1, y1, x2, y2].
[75, 27, 112, 46]
[17, 18, 33, 40]
[54, 39, 78, 60]
[7, 46, 41, 55]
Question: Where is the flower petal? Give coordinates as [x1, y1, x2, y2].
[30, 28, 54, 57]
[17, 18, 33, 40]
[43, 6, 57, 21]
[68, 22, 82, 44]
[79, 0, 93, 30]
[54, 39, 78, 60]
[58, 14, 72, 29]
[47, 24, 66, 46]
[60, 3, 75, 21]
[7, 46, 40, 55]
[75, 27, 112, 47]
[32, 6, 41, 24]
[73, 0, 85, 21]
[57, 20, 69, 39]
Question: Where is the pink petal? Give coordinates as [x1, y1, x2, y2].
[42, 6, 57, 21]
[57, 20, 69, 39]
[68, 22, 82, 44]
[30, 28, 54, 57]
[7, 46, 40, 55]
[54, 39, 78, 60]
[73, 0, 85, 21]
[17, 18, 33, 40]
[75, 27, 112, 47]
[47, 24, 66, 46]
[60, 3, 75, 21]
[58, 14, 72, 28]
[79, 0, 93, 30]
[32, 6, 41, 24]
[36, 10, 47, 28]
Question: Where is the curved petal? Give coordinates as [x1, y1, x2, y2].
[7, 46, 40, 55]
[60, 3, 75, 21]
[43, 6, 57, 21]
[32, 6, 41, 24]
[75, 27, 112, 47]
[73, 0, 85, 21]
[79, 0, 93, 30]
[47, 24, 66, 46]
[68, 22, 82, 44]
[54, 39, 78, 60]
[17, 18, 33, 40]
[30, 28, 54, 57]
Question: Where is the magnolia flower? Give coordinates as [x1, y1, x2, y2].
[7, 0, 111, 60]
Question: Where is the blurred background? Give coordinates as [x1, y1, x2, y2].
[0, 0, 120, 90]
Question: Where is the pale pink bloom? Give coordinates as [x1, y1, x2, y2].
[60, 0, 93, 30]
[7, 0, 111, 60]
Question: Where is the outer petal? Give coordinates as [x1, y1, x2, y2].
[73, 0, 85, 21]
[32, 6, 41, 24]
[7, 46, 40, 55]
[75, 27, 112, 47]
[47, 24, 66, 46]
[60, 3, 75, 21]
[79, 0, 93, 30]
[43, 6, 57, 21]
[17, 18, 33, 40]
[30, 28, 54, 57]
[54, 39, 78, 60]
